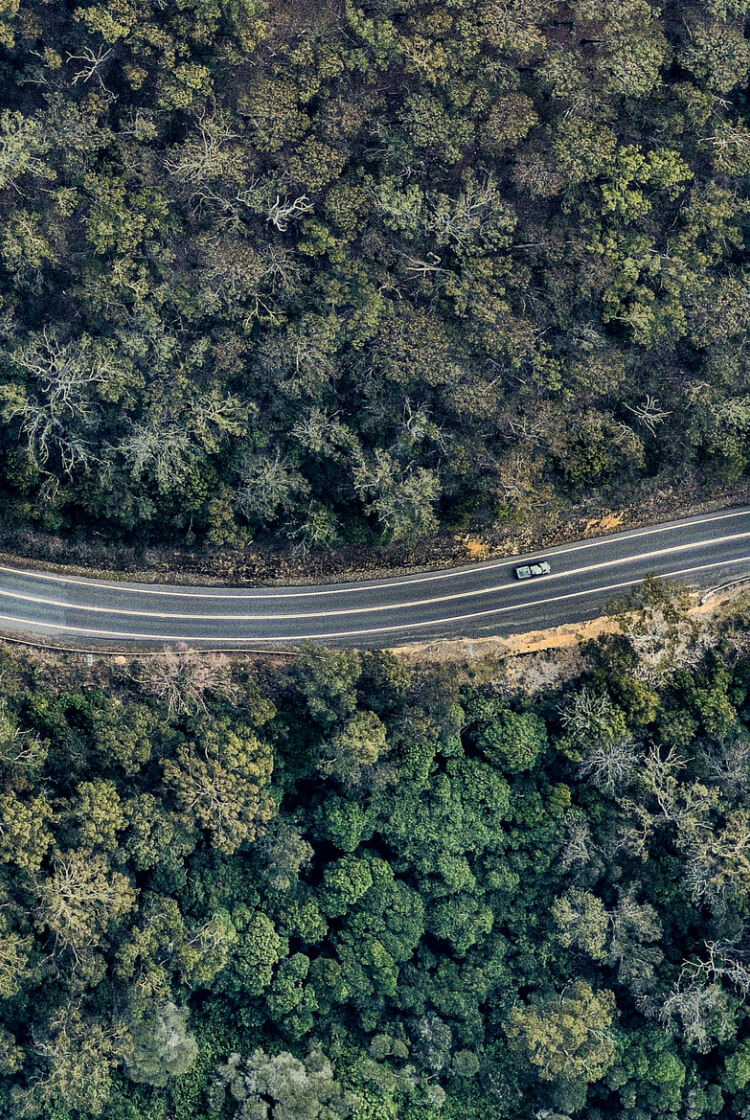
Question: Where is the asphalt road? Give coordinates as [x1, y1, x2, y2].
[0, 506, 748, 649]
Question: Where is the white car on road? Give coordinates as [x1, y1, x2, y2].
[514, 560, 551, 580]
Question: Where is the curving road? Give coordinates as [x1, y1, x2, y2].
[0, 506, 748, 649]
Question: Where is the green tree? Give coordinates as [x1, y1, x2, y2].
[124, 1001, 198, 1088]
[318, 710, 388, 784]
[505, 981, 617, 1085]
[473, 703, 548, 772]
[210, 1046, 360, 1120]
[163, 722, 273, 853]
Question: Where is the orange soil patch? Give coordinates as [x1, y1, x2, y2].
[393, 583, 750, 665]
[583, 512, 624, 535]
[460, 537, 491, 560]
[392, 616, 621, 664]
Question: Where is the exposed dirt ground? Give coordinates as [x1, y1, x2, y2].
[391, 580, 750, 693]
[4, 580, 747, 698]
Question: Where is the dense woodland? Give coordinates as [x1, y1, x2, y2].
[2, 3, 750, 1119]
[0, 589, 745, 1118]
[0, 1, 746, 549]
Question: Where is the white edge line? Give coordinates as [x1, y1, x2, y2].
[0, 507, 747, 600]
[0, 531, 748, 620]
[0, 555, 747, 643]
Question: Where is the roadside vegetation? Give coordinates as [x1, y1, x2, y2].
[0, 1, 747, 555]
[0, 589, 748, 1119]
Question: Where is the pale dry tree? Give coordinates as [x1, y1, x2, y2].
[624, 394, 673, 435]
[131, 646, 239, 717]
[577, 734, 639, 796]
[428, 173, 508, 252]
[657, 978, 729, 1052]
[558, 811, 595, 872]
[264, 192, 313, 232]
[164, 107, 245, 214]
[703, 735, 750, 796]
[165, 108, 240, 186]
[697, 939, 750, 999]
[66, 45, 115, 97]
[560, 685, 621, 743]
[700, 121, 750, 165]
[3, 329, 109, 474]
[116, 391, 245, 493]
[116, 419, 195, 493]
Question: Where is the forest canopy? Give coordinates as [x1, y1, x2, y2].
[0, 600, 749, 1118]
[0, 0, 746, 550]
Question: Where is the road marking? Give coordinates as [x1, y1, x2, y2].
[0, 554, 747, 643]
[0, 507, 747, 599]
[0, 531, 747, 620]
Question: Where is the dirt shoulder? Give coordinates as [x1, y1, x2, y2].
[2, 580, 747, 692]
[392, 581, 750, 688]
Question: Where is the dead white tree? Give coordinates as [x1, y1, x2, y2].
[428, 174, 507, 252]
[699, 940, 750, 998]
[4, 330, 108, 474]
[703, 735, 750, 796]
[165, 109, 244, 215]
[657, 978, 729, 1052]
[624, 395, 673, 435]
[578, 735, 639, 796]
[558, 812, 595, 872]
[116, 420, 194, 493]
[131, 647, 239, 717]
[265, 193, 313, 232]
[66, 46, 115, 98]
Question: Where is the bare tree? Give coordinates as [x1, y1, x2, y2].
[235, 451, 309, 526]
[116, 420, 195, 493]
[2, 330, 110, 474]
[657, 979, 731, 1052]
[578, 735, 639, 796]
[428, 173, 512, 253]
[164, 108, 246, 214]
[624, 395, 673, 435]
[681, 807, 750, 913]
[560, 686, 621, 743]
[292, 409, 356, 460]
[116, 391, 245, 493]
[265, 192, 313, 232]
[703, 735, 750, 796]
[66, 46, 115, 99]
[131, 648, 239, 718]
[558, 811, 596, 872]
[685, 939, 750, 999]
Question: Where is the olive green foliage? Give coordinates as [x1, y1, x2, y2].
[125, 1001, 198, 1088]
[0, 629, 749, 1118]
[0, 0, 746, 550]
